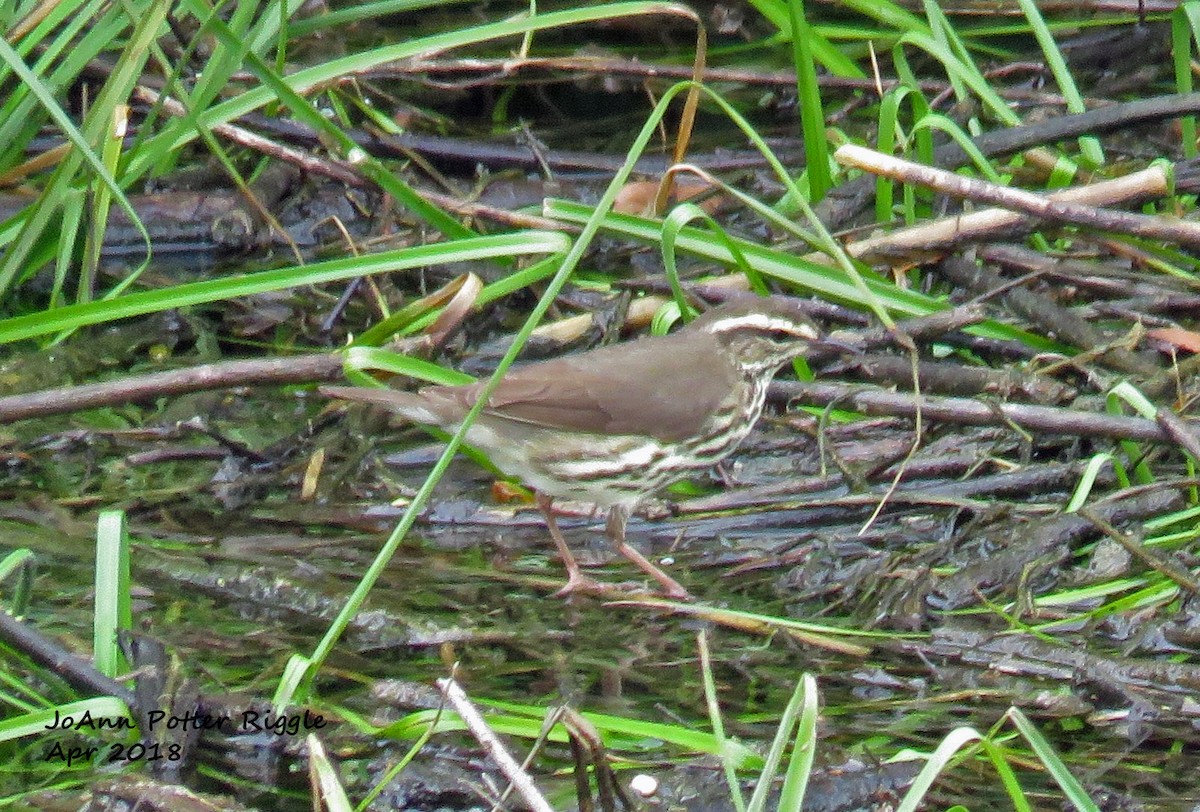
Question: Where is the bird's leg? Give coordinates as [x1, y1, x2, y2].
[536, 494, 606, 597]
[714, 461, 740, 489]
[605, 505, 692, 600]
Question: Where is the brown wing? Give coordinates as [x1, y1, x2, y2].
[421, 329, 737, 443]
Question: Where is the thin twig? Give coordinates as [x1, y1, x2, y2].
[845, 164, 1174, 265]
[1079, 507, 1200, 594]
[770, 380, 1197, 444]
[836, 144, 1200, 249]
[0, 353, 345, 423]
[437, 677, 555, 812]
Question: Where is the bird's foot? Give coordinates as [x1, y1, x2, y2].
[654, 581, 694, 602]
[551, 572, 612, 599]
[550, 573, 693, 602]
[616, 579, 694, 601]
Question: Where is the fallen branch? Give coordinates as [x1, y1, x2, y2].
[0, 353, 345, 423]
[836, 144, 1200, 249]
[771, 379, 1195, 444]
[843, 162, 1181, 266]
[816, 91, 1200, 229]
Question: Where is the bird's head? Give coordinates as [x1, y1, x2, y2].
[690, 297, 820, 374]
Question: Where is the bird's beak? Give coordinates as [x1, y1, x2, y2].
[804, 337, 863, 360]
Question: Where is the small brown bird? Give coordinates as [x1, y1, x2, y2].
[323, 297, 819, 598]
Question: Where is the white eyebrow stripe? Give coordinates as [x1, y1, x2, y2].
[704, 314, 801, 334]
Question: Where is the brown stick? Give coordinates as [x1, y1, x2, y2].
[437, 678, 556, 812]
[844, 164, 1176, 265]
[834, 353, 1075, 404]
[0, 353, 345, 424]
[835, 144, 1200, 249]
[367, 54, 945, 93]
[816, 92, 1200, 229]
[771, 380, 1195, 444]
[938, 253, 1159, 379]
[0, 610, 140, 718]
[1079, 506, 1200, 594]
[132, 85, 365, 188]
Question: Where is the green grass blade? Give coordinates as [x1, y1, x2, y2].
[775, 673, 818, 812]
[92, 511, 131, 679]
[1006, 709, 1099, 812]
[0, 232, 569, 344]
[1013, 0, 1103, 166]
[0, 697, 131, 743]
[788, 0, 832, 201]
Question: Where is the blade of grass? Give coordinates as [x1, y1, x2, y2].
[748, 674, 815, 812]
[124, 3, 698, 180]
[895, 727, 983, 812]
[0, 698, 131, 743]
[0, 0, 167, 296]
[775, 673, 818, 812]
[1006, 709, 1099, 812]
[1013, 0, 1104, 166]
[1173, 4, 1200, 158]
[698, 630, 746, 812]
[788, 0, 832, 201]
[93, 511, 131, 679]
[0, 232, 569, 344]
[545, 198, 1058, 350]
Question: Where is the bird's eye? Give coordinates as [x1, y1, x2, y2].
[763, 328, 800, 342]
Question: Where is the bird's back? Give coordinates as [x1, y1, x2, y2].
[421, 328, 740, 442]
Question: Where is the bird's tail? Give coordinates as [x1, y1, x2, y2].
[319, 385, 442, 425]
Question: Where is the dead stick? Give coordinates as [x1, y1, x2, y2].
[436, 678, 555, 812]
[771, 380, 1197, 444]
[817, 92, 1200, 229]
[0, 353, 345, 424]
[845, 164, 1173, 264]
[1079, 506, 1200, 594]
[133, 85, 365, 187]
[835, 144, 1200, 249]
